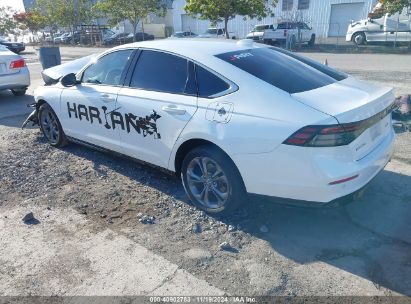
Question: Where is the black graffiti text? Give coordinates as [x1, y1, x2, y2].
[67, 102, 161, 139]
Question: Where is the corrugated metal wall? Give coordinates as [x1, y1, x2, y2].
[172, 0, 377, 38]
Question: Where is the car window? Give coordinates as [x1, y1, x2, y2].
[195, 65, 230, 98]
[216, 48, 341, 94]
[130, 50, 195, 95]
[82, 49, 133, 86]
[277, 23, 296, 29]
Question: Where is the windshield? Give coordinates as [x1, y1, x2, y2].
[254, 25, 269, 32]
[216, 47, 347, 94]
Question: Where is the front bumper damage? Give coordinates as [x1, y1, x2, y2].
[21, 103, 39, 129]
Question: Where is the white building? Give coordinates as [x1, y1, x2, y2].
[172, 0, 378, 38]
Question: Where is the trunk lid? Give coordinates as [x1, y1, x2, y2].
[292, 77, 395, 160]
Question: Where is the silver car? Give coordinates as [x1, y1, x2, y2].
[0, 45, 30, 96]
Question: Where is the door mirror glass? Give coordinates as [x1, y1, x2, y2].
[61, 73, 78, 87]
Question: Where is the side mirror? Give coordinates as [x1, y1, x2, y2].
[61, 73, 78, 87]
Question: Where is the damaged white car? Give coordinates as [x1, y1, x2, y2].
[24, 39, 396, 214]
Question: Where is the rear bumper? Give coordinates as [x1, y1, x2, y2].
[0, 68, 30, 90]
[233, 128, 395, 204]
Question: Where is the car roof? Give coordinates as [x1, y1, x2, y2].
[112, 39, 267, 62]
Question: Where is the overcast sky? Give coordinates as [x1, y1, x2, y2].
[0, 0, 25, 12]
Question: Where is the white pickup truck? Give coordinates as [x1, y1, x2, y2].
[346, 9, 411, 45]
[246, 22, 316, 46]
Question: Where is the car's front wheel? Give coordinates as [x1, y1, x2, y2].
[181, 145, 247, 214]
[38, 103, 68, 147]
[353, 32, 366, 46]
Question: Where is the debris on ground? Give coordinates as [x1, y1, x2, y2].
[22, 212, 39, 225]
[138, 213, 155, 224]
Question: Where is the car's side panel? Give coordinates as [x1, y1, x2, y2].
[116, 88, 198, 169]
[59, 84, 124, 153]
[168, 80, 337, 172]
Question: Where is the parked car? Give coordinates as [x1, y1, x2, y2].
[246, 24, 276, 42]
[123, 32, 155, 43]
[61, 33, 71, 44]
[0, 45, 30, 96]
[259, 22, 316, 46]
[171, 31, 198, 38]
[103, 32, 130, 45]
[25, 39, 395, 214]
[54, 33, 69, 44]
[198, 28, 237, 39]
[347, 9, 411, 46]
[0, 37, 25, 54]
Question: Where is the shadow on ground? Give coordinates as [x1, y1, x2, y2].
[6, 113, 411, 296]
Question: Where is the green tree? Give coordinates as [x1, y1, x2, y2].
[35, 0, 94, 33]
[185, 0, 278, 38]
[0, 6, 16, 36]
[13, 11, 48, 34]
[54, 0, 95, 33]
[34, 0, 60, 33]
[94, 0, 166, 41]
[379, 0, 411, 14]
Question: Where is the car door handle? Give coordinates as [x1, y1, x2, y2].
[162, 105, 186, 115]
[100, 94, 115, 103]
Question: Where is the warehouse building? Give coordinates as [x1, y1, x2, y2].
[172, 0, 378, 38]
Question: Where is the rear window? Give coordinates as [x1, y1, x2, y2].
[277, 23, 296, 29]
[215, 48, 346, 94]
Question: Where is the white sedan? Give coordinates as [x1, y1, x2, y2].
[0, 45, 30, 96]
[26, 39, 395, 214]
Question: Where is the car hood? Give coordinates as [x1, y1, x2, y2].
[292, 77, 395, 123]
[41, 54, 96, 85]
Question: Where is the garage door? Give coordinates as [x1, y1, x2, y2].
[328, 2, 364, 37]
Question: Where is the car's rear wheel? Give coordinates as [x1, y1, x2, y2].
[11, 88, 27, 96]
[38, 103, 68, 147]
[181, 145, 247, 214]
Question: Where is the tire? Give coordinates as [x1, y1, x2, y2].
[308, 34, 316, 47]
[353, 32, 366, 46]
[38, 103, 68, 147]
[11, 88, 27, 96]
[181, 145, 247, 215]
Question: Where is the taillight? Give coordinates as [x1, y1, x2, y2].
[10, 58, 25, 69]
[284, 104, 395, 147]
[284, 122, 365, 147]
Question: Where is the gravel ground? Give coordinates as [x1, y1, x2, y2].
[1, 112, 411, 296]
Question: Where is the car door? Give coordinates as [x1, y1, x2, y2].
[116, 49, 198, 168]
[59, 49, 135, 152]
